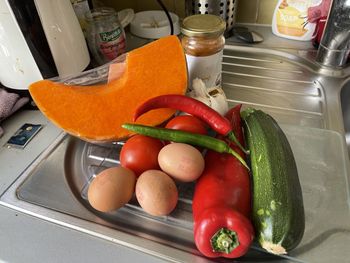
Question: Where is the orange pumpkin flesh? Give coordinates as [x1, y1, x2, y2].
[29, 36, 188, 142]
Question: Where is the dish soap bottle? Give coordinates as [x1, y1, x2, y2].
[272, 0, 322, 41]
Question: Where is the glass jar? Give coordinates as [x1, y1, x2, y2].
[181, 14, 226, 89]
[85, 7, 126, 66]
[71, 0, 90, 36]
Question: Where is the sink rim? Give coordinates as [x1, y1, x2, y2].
[1, 43, 350, 263]
[340, 77, 350, 160]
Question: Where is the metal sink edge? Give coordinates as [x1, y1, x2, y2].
[1, 44, 350, 263]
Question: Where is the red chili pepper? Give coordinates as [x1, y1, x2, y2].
[192, 104, 254, 259]
[133, 94, 248, 154]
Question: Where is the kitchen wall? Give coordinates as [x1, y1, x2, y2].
[98, 0, 278, 25]
[237, 0, 278, 24]
[97, 0, 185, 17]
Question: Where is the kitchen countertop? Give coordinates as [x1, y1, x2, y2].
[0, 30, 182, 263]
[0, 110, 167, 263]
[0, 25, 346, 262]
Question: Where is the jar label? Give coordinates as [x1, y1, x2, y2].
[99, 27, 123, 42]
[186, 51, 223, 89]
[98, 28, 126, 61]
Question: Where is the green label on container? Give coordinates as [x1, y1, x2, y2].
[99, 28, 122, 42]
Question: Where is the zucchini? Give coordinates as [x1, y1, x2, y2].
[241, 108, 305, 255]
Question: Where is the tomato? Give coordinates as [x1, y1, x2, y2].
[165, 115, 208, 135]
[120, 135, 164, 177]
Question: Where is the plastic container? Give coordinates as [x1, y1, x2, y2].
[272, 0, 321, 41]
[130, 11, 180, 39]
[117, 9, 135, 28]
[47, 53, 126, 90]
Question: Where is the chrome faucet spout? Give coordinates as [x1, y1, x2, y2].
[316, 0, 350, 68]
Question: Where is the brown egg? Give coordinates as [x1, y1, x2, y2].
[87, 167, 136, 212]
[136, 170, 178, 216]
[158, 143, 205, 182]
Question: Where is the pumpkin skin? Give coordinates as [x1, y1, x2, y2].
[29, 36, 188, 142]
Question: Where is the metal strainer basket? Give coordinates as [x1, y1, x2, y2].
[185, 0, 238, 32]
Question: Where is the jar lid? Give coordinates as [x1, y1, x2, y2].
[181, 14, 226, 37]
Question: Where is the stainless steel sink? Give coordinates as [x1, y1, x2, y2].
[341, 81, 350, 160]
[1, 44, 350, 263]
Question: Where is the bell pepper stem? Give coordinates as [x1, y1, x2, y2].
[228, 148, 250, 171]
[227, 132, 249, 155]
[211, 228, 239, 254]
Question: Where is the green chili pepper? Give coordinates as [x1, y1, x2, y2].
[122, 123, 249, 170]
[133, 94, 249, 154]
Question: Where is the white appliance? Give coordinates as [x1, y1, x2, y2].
[0, 0, 90, 90]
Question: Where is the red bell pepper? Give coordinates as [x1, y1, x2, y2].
[192, 104, 254, 258]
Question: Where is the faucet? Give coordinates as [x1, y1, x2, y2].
[316, 0, 350, 68]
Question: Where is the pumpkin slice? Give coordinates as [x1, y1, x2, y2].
[29, 36, 188, 142]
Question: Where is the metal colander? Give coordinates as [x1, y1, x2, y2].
[185, 0, 238, 32]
